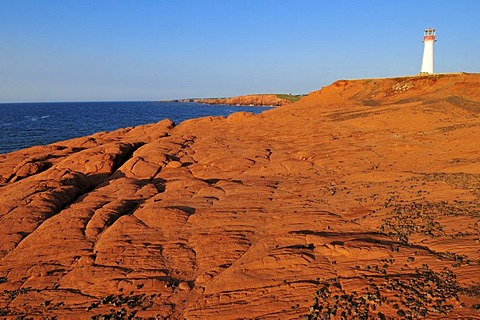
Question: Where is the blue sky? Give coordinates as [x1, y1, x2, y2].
[0, 1, 478, 102]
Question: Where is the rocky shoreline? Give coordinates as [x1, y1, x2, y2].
[0, 73, 479, 319]
[168, 93, 304, 107]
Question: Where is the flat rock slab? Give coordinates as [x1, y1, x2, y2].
[0, 74, 479, 319]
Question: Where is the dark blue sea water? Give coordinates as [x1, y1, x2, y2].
[0, 101, 271, 154]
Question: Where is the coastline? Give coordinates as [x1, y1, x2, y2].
[164, 93, 305, 107]
[0, 101, 270, 155]
[1, 74, 479, 318]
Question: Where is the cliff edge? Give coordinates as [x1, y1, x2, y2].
[195, 93, 303, 106]
[0, 73, 479, 319]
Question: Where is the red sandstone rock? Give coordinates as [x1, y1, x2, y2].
[0, 74, 479, 319]
[196, 94, 297, 106]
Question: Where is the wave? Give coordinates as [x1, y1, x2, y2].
[24, 115, 50, 121]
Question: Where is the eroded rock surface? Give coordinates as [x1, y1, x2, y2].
[0, 74, 479, 319]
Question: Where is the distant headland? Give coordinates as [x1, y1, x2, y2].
[166, 93, 306, 106]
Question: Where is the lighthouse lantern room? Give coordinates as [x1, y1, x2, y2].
[420, 28, 436, 74]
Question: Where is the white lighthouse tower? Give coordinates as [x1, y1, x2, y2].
[420, 28, 436, 74]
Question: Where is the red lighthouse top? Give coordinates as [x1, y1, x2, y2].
[423, 28, 436, 42]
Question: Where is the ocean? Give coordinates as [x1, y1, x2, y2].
[0, 101, 272, 155]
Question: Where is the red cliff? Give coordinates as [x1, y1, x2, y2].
[196, 94, 302, 106]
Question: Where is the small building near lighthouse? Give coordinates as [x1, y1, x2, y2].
[420, 28, 437, 74]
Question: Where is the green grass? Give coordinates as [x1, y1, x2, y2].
[276, 94, 305, 103]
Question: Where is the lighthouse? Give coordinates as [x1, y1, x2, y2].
[420, 28, 436, 74]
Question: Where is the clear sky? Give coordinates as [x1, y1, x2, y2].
[0, 1, 479, 102]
